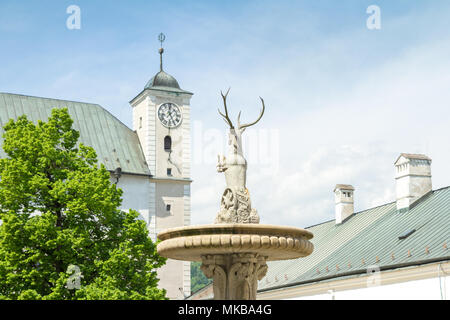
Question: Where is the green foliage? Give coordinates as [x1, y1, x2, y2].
[0, 108, 166, 300]
[190, 261, 212, 293]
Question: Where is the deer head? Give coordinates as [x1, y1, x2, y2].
[218, 88, 265, 155]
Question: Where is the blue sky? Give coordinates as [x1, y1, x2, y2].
[1, 1, 450, 227]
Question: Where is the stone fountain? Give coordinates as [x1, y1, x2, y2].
[157, 90, 314, 300]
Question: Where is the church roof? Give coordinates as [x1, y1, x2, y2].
[140, 44, 193, 96]
[0, 92, 151, 176]
[145, 71, 180, 90]
[258, 185, 450, 293]
[143, 70, 193, 95]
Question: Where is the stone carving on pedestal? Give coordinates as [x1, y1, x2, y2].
[201, 253, 268, 300]
[217, 187, 259, 224]
[215, 89, 264, 224]
[200, 255, 227, 300]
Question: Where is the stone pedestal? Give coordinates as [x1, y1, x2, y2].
[201, 253, 268, 300]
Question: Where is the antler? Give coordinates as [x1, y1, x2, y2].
[218, 88, 234, 129]
[237, 97, 265, 130]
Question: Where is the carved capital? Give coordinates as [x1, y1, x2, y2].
[200, 253, 267, 300]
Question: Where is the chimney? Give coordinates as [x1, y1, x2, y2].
[395, 153, 432, 211]
[334, 184, 355, 224]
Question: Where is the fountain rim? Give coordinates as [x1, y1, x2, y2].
[157, 223, 314, 242]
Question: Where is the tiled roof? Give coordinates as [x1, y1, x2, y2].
[0, 92, 150, 176]
[259, 186, 450, 292]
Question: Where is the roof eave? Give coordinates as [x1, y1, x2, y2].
[394, 153, 432, 165]
[129, 87, 194, 105]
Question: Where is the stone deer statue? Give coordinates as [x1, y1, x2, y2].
[215, 89, 265, 224]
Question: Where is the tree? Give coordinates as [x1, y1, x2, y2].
[0, 108, 166, 300]
[190, 261, 212, 293]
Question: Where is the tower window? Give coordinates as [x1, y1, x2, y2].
[167, 168, 172, 176]
[139, 117, 142, 129]
[166, 204, 171, 211]
[164, 136, 172, 151]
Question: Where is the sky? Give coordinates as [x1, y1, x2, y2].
[1, 0, 450, 228]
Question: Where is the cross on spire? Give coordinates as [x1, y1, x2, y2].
[158, 33, 166, 71]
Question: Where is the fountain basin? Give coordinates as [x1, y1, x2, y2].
[157, 223, 314, 262]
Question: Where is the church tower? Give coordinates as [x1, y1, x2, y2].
[129, 34, 193, 300]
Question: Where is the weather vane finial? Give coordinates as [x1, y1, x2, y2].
[158, 33, 166, 71]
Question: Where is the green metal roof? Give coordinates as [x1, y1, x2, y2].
[145, 71, 181, 90]
[0, 92, 150, 176]
[259, 186, 450, 292]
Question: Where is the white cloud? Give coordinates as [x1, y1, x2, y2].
[191, 23, 450, 228]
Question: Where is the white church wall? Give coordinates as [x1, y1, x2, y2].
[155, 180, 190, 300]
[181, 102, 191, 179]
[111, 173, 189, 299]
[155, 181, 185, 231]
[183, 184, 192, 296]
[111, 174, 156, 239]
[132, 95, 148, 149]
[132, 95, 157, 175]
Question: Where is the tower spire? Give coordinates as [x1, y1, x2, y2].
[158, 33, 166, 72]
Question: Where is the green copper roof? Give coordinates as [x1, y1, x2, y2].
[143, 70, 193, 96]
[0, 92, 150, 176]
[259, 186, 450, 292]
[145, 71, 180, 90]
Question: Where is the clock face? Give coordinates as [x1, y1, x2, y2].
[158, 103, 182, 128]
